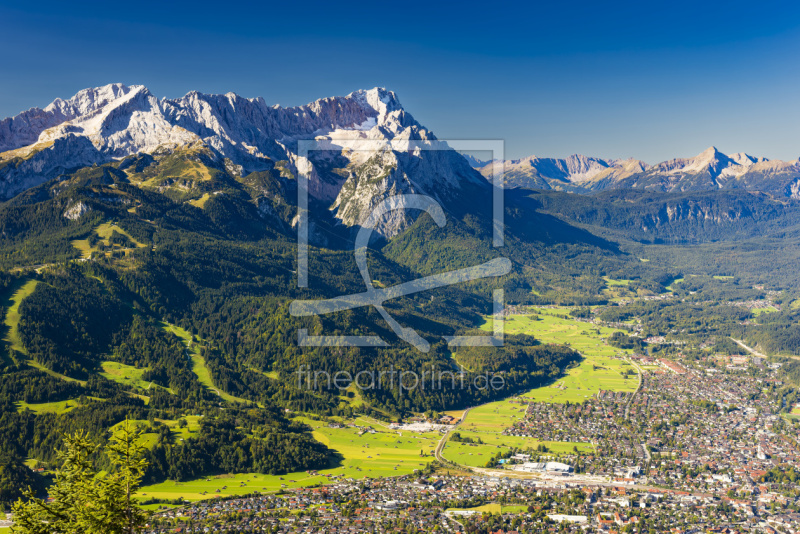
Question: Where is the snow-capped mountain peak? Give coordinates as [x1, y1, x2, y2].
[677, 146, 727, 174]
[349, 87, 402, 119]
[43, 83, 143, 119]
[1, 84, 411, 161]
[35, 85, 198, 157]
[477, 145, 800, 197]
[0, 84, 486, 237]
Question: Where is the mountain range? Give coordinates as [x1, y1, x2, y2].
[474, 148, 800, 198]
[0, 84, 481, 239]
[3, 83, 800, 239]
[3, 83, 800, 282]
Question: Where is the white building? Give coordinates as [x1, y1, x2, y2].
[545, 461, 572, 473]
[547, 514, 587, 523]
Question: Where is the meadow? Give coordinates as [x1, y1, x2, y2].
[2, 278, 38, 357]
[446, 504, 528, 514]
[456, 400, 529, 433]
[159, 321, 247, 404]
[752, 306, 779, 316]
[188, 193, 212, 208]
[442, 307, 637, 465]
[665, 277, 685, 293]
[480, 308, 638, 406]
[441, 430, 593, 468]
[16, 398, 83, 414]
[100, 360, 172, 395]
[110, 416, 203, 449]
[602, 277, 637, 301]
[71, 222, 147, 259]
[139, 416, 439, 501]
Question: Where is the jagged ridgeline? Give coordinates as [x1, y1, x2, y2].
[474, 147, 800, 197]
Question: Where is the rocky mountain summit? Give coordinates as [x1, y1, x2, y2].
[476, 147, 800, 198]
[475, 154, 634, 191]
[0, 84, 485, 237]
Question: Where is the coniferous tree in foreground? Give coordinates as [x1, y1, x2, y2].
[11, 420, 149, 534]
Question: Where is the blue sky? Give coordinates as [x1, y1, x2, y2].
[1, 0, 799, 162]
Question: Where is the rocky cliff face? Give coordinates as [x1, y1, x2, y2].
[476, 154, 622, 191]
[0, 135, 104, 199]
[0, 84, 487, 237]
[606, 146, 800, 193]
[478, 146, 800, 198]
[0, 84, 138, 153]
[531, 188, 797, 243]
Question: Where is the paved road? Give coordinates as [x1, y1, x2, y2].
[435, 407, 471, 463]
[623, 356, 650, 465]
[730, 338, 768, 359]
[443, 511, 466, 530]
[624, 356, 644, 420]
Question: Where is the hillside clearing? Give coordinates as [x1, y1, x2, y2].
[139, 416, 438, 501]
[2, 278, 38, 358]
[159, 322, 249, 404]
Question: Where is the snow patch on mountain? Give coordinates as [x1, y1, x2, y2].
[0, 84, 487, 237]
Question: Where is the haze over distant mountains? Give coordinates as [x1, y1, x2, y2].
[474, 148, 800, 198]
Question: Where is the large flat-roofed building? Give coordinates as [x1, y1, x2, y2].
[545, 461, 572, 472]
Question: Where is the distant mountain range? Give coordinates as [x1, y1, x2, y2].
[473, 147, 800, 198]
[3, 83, 800, 243]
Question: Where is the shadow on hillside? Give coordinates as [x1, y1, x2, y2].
[505, 189, 621, 253]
